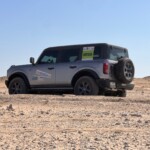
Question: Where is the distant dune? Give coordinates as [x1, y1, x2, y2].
[144, 76, 150, 80]
[0, 76, 6, 82]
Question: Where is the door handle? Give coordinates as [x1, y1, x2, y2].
[48, 67, 54, 70]
[70, 66, 77, 69]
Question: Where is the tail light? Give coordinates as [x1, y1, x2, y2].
[103, 63, 109, 74]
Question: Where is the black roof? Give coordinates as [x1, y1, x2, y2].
[44, 43, 127, 51]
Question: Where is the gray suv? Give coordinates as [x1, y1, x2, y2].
[5, 43, 134, 97]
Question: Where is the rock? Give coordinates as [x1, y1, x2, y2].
[6, 104, 14, 111]
[130, 113, 142, 117]
[102, 112, 110, 115]
[121, 113, 128, 117]
[137, 120, 142, 123]
[20, 111, 24, 115]
[124, 142, 129, 149]
[115, 122, 121, 125]
[46, 111, 49, 114]
[86, 114, 91, 117]
[78, 131, 82, 134]
[145, 120, 150, 124]
[41, 111, 44, 114]
[42, 100, 49, 105]
[94, 138, 100, 141]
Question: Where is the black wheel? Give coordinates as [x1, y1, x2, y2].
[114, 58, 134, 83]
[74, 76, 99, 95]
[9, 77, 28, 94]
[117, 90, 126, 97]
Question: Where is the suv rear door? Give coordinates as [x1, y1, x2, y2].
[55, 47, 81, 86]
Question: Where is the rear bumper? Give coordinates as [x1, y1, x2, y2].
[117, 82, 134, 90]
[96, 79, 134, 90]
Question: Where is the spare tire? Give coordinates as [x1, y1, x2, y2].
[114, 58, 134, 83]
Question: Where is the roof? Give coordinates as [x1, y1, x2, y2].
[44, 43, 127, 51]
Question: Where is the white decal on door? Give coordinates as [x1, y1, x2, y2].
[35, 70, 51, 80]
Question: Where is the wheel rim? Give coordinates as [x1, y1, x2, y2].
[78, 81, 92, 95]
[10, 81, 23, 94]
[124, 62, 133, 80]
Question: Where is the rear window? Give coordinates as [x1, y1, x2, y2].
[109, 47, 128, 61]
[94, 46, 103, 60]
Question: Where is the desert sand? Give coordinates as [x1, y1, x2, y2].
[0, 77, 150, 150]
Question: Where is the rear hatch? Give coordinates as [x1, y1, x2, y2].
[107, 45, 129, 80]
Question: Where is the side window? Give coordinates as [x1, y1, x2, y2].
[38, 50, 58, 64]
[94, 46, 103, 60]
[58, 48, 80, 63]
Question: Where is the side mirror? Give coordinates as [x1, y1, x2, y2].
[30, 57, 35, 65]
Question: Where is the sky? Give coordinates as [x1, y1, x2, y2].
[0, 0, 150, 77]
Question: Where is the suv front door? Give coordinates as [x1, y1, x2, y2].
[29, 49, 58, 87]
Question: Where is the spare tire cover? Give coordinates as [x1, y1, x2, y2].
[114, 58, 134, 83]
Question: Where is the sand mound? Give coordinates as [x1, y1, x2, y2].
[0, 76, 6, 82]
[144, 76, 150, 80]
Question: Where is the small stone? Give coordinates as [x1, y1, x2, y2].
[124, 118, 129, 122]
[20, 111, 24, 115]
[130, 113, 142, 117]
[145, 120, 150, 124]
[115, 122, 121, 125]
[121, 113, 128, 117]
[102, 112, 109, 115]
[137, 120, 142, 123]
[46, 111, 49, 114]
[42, 100, 49, 105]
[53, 146, 56, 149]
[0, 113, 3, 116]
[124, 142, 129, 148]
[78, 131, 82, 134]
[94, 138, 100, 141]
[86, 114, 91, 117]
[41, 111, 44, 114]
[6, 104, 14, 111]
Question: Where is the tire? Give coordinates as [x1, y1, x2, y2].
[104, 90, 126, 97]
[9, 77, 28, 94]
[74, 76, 99, 95]
[114, 58, 134, 83]
[117, 90, 126, 97]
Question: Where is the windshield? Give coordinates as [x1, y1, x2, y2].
[109, 47, 128, 61]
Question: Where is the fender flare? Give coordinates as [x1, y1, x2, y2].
[71, 69, 99, 87]
[8, 72, 30, 88]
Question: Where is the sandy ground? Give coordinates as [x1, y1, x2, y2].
[0, 77, 150, 150]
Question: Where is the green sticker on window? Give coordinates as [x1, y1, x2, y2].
[82, 47, 94, 60]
